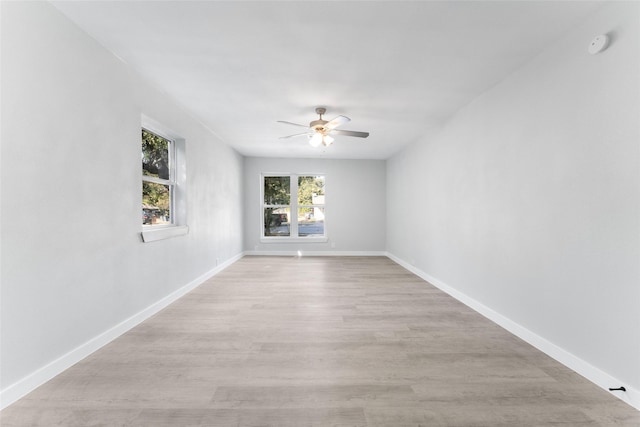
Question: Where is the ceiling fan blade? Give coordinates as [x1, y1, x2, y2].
[324, 115, 350, 130]
[277, 120, 309, 128]
[331, 129, 369, 138]
[279, 132, 310, 139]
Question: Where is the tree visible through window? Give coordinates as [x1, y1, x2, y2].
[263, 176, 291, 236]
[142, 129, 174, 225]
[297, 176, 325, 237]
[263, 175, 325, 238]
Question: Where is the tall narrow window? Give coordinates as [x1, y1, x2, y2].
[262, 174, 325, 239]
[298, 175, 325, 237]
[142, 128, 174, 226]
[263, 176, 291, 236]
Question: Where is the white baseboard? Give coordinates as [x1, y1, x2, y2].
[0, 252, 244, 411]
[244, 250, 387, 257]
[385, 252, 640, 411]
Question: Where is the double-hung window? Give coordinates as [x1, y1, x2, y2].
[142, 128, 174, 226]
[262, 174, 325, 240]
[140, 118, 188, 243]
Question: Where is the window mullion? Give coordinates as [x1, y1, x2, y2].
[290, 174, 299, 238]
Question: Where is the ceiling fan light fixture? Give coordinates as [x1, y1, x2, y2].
[322, 135, 334, 146]
[309, 133, 323, 147]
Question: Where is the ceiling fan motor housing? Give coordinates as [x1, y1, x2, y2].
[310, 119, 328, 132]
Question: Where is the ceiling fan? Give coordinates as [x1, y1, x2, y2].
[278, 107, 369, 147]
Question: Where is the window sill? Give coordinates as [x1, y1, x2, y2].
[260, 236, 328, 244]
[141, 225, 189, 243]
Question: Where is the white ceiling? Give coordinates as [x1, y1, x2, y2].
[52, 1, 602, 160]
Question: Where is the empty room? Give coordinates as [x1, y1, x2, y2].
[1, 1, 639, 425]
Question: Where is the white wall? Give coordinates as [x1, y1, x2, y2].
[0, 1, 243, 404]
[243, 157, 386, 254]
[387, 2, 640, 406]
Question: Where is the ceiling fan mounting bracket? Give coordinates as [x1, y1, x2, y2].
[311, 107, 329, 131]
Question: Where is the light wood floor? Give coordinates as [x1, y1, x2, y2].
[2, 256, 638, 426]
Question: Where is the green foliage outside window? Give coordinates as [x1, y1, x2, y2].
[263, 176, 290, 235]
[142, 129, 171, 223]
[298, 176, 324, 215]
[264, 176, 290, 205]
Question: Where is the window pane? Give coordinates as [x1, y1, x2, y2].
[264, 207, 290, 236]
[142, 129, 170, 180]
[264, 176, 290, 205]
[142, 181, 171, 225]
[298, 176, 325, 205]
[298, 207, 324, 237]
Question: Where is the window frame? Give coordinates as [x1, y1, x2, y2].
[140, 115, 188, 243]
[260, 173, 327, 243]
[142, 127, 175, 226]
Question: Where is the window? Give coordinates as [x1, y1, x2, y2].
[142, 128, 174, 226]
[297, 176, 325, 237]
[140, 117, 188, 243]
[263, 176, 291, 236]
[262, 174, 325, 240]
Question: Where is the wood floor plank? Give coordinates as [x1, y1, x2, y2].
[1, 256, 638, 426]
